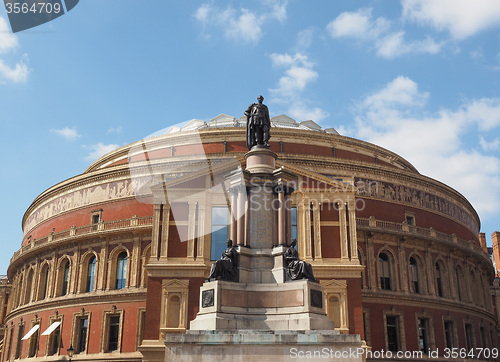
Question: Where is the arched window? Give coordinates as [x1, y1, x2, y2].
[435, 262, 443, 297]
[61, 260, 70, 296]
[38, 265, 50, 300]
[409, 257, 420, 294]
[379, 252, 391, 290]
[24, 269, 34, 304]
[115, 251, 127, 290]
[86, 256, 96, 292]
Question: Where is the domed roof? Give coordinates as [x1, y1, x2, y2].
[162, 114, 340, 135]
[84, 114, 419, 175]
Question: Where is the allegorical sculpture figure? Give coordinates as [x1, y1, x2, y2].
[206, 239, 238, 282]
[245, 95, 271, 150]
[285, 239, 317, 282]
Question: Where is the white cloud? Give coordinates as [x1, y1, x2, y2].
[376, 32, 442, 58]
[288, 102, 329, 122]
[326, 8, 389, 40]
[402, 0, 500, 40]
[262, 0, 288, 23]
[326, 8, 442, 58]
[0, 56, 29, 83]
[0, 18, 29, 84]
[0, 17, 18, 53]
[269, 52, 328, 122]
[194, 1, 287, 44]
[351, 76, 500, 219]
[107, 125, 123, 133]
[455, 98, 500, 131]
[194, 3, 211, 23]
[51, 127, 80, 141]
[479, 136, 500, 151]
[270, 53, 317, 98]
[295, 28, 314, 50]
[85, 143, 121, 161]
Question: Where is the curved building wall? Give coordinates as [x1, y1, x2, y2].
[3, 123, 496, 361]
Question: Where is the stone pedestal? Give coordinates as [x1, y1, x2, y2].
[165, 331, 364, 362]
[190, 280, 334, 331]
[244, 146, 277, 174]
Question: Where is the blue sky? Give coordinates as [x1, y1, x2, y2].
[1, 0, 500, 272]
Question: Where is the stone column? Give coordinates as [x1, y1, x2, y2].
[71, 247, 80, 294]
[398, 239, 408, 293]
[366, 236, 376, 290]
[244, 197, 249, 247]
[313, 202, 322, 259]
[299, 195, 312, 260]
[160, 204, 171, 258]
[99, 242, 108, 291]
[230, 191, 238, 243]
[187, 202, 197, 261]
[152, 204, 162, 259]
[464, 259, 473, 302]
[48, 253, 57, 298]
[236, 187, 246, 246]
[285, 194, 292, 246]
[197, 203, 206, 259]
[425, 246, 435, 295]
[131, 238, 141, 287]
[277, 187, 286, 246]
[446, 253, 456, 299]
[348, 199, 358, 260]
[340, 202, 349, 260]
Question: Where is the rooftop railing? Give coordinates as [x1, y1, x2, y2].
[12, 215, 153, 264]
[356, 216, 490, 264]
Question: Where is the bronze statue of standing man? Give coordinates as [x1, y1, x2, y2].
[245, 95, 271, 150]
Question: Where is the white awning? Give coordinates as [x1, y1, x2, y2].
[21, 325, 39, 340]
[41, 321, 61, 336]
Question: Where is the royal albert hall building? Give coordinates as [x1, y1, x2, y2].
[1, 114, 499, 361]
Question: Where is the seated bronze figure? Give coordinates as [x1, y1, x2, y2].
[206, 239, 238, 282]
[284, 239, 318, 282]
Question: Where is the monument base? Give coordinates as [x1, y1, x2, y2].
[190, 280, 334, 331]
[165, 330, 365, 362]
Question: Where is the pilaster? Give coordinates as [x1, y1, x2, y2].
[339, 202, 349, 260]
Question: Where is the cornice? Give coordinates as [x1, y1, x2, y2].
[282, 156, 480, 227]
[362, 289, 497, 323]
[5, 289, 147, 321]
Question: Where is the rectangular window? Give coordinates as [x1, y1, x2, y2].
[444, 321, 454, 349]
[62, 264, 70, 296]
[28, 326, 39, 357]
[418, 318, 429, 353]
[211, 207, 229, 260]
[386, 316, 399, 352]
[465, 324, 474, 350]
[6, 327, 13, 360]
[42, 320, 62, 356]
[406, 215, 415, 225]
[91, 210, 102, 230]
[50, 324, 61, 355]
[15, 324, 24, 359]
[480, 326, 487, 348]
[108, 316, 120, 351]
[77, 317, 88, 353]
[291, 207, 298, 241]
